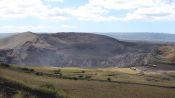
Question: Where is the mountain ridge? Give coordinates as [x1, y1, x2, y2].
[102, 33, 175, 43]
[0, 32, 151, 67]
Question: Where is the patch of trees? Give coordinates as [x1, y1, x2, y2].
[107, 77, 111, 81]
[0, 63, 10, 68]
[18, 67, 35, 73]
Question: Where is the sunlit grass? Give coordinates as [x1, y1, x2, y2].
[0, 65, 175, 98]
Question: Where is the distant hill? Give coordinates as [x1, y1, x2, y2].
[0, 32, 155, 67]
[0, 33, 16, 39]
[102, 33, 175, 43]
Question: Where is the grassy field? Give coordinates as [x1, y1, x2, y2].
[0, 64, 175, 98]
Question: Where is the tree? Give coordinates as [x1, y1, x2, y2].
[107, 77, 111, 81]
[54, 69, 61, 74]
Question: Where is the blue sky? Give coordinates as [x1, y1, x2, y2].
[0, 0, 175, 33]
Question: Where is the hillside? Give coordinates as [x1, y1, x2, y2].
[151, 45, 175, 64]
[0, 64, 175, 98]
[0, 32, 154, 67]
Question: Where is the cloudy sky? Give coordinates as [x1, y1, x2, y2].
[0, 0, 175, 33]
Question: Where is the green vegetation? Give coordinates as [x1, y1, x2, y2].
[0, 65, 175, 98]
[54, 69, 61, 74]
[0, 63, 10, 68]
[0, 77, 65, 98]
[107, 77, 111, 81]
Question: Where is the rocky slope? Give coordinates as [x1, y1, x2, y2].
[151, 44, 175, 64]
[0, 32, 156, 67]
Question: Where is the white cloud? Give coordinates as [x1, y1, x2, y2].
[88, 0, 175, 21]
[0, 25, 52, 31]
[44, 0, 64, 2]
[0, 25, 78, 32]
[0, 0, 69, 21]
[124, 1, 175, 21]
[0, 0, 118, 21]
[0, 0, 175, 21]
[61, 25, 78, 29]
[69, 0, 175, 21]
[67, 4, 118, 21]
[89, 0, 154, 10]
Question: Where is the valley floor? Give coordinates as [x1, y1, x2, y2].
[0, 65, 175, 98]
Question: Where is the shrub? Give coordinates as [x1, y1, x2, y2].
[161, 77, 171, 81]
[78, 75, 84, 80]
[59, 73, 63, 78]
[107, 77, 111, 81]
[81, 70, 85, 73]
[54, 69, 61, 74]
[40, 84, 55, 90]
[85, 75, 91, 80]
[19, 68, 35, 73]
[62, 76, 78, 80]
[107, 74, 115, 76]
[34, 72, 43, 76]
[52, 73, 63, 78]
[0, 63, 10, 68]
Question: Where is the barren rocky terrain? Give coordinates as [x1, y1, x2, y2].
[0, 32, 174, 68]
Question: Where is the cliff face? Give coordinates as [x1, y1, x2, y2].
[0, 32, 151, 67]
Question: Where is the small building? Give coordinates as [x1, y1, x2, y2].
[152, 65, 157, 67]
[130, 67, 137, 70]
